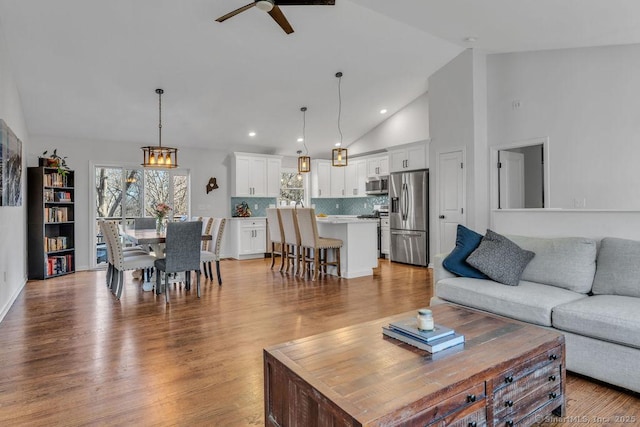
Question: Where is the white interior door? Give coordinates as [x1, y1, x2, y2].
[437, 150, 465, 254]
[499, 151, 525, 209]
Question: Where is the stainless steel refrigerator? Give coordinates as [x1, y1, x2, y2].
[389, 169, 428, 266]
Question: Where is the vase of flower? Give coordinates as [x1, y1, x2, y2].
[153, 203, 172, 233]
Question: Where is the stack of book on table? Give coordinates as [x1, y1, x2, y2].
[382, 318, 465, 353]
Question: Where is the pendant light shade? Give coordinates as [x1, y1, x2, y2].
[331, 72, 347, 167]
[142, 89, 178, 168]
[297, 106, 311, 173]
[298, 154, 311, 173]
[332, 147, 347, 167]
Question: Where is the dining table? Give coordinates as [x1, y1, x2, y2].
[120, 225, 212, 291]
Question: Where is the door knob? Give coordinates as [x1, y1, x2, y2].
[439, 215, 445, 219]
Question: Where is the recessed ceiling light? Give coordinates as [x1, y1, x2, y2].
[464, 36, 478, 43]
[248, 131, 256, 137]
[380, 109, 388, 114]
[297, 137, 304, 142]
[335, 142, 341, 147]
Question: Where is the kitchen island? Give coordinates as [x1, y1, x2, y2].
[315, 217, 378, 278]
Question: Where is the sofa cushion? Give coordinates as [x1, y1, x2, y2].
[592, 237, 640, 297]
[553, 295, 640, 349]
[507, 235, 597, 294]
[435, 277, 587, 326]
[466, 230, 535, 286]
[442, 225, 488, 279]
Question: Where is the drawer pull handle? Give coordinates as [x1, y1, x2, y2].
[549, 375, 556, 382]
[505, 400, 513, 407]
[505, 375, 514, 383]
[549, 392, 557, 399]
[506, 421, 514, 427]
[549, 354, 558, 361]
[468, 423, 477, 427]
[466, 394, 476, 403]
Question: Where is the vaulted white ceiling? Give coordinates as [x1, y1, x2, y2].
[1, 0, 639, 159]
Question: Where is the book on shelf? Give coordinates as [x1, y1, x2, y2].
[44, 173, 69, 188]
[47, 254, 73, 276]
[44, 236, 68, 252]
[382, 326, 465, 353]
[388, 319, 455, 343]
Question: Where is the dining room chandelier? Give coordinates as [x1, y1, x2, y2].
[331, 72, 348, 167]
[297, 106, 311, 174]
[141, 88, 178, 168]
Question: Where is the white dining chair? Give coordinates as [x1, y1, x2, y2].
[102, 220, 157, 299]
[200, 218, 226, 285]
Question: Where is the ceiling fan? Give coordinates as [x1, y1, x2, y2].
[215, 0, 335, 35]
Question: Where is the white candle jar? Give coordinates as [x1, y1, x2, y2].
[416, 308, 434, 331]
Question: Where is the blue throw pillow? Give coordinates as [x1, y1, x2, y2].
[442, 225, 488, 279]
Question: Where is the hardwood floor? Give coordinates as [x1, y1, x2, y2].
[0, 258, 637, 426]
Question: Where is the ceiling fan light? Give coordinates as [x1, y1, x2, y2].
[256, 0, 275, 12]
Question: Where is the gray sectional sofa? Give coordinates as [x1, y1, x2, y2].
[431, 235, 640, 394]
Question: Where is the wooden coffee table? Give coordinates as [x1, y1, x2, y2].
[264, 304, 565, 426]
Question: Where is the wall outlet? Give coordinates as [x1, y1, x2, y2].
[336, 203, 339, 209]
[364, 203, 367, 208]
[254, 204, 258, 210]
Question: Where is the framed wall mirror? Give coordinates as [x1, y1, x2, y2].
[490, 137, 550, 210]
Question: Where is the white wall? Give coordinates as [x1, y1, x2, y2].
[348, 92, 429, 156]
[0, 25, 29, 322]
[488, 44, 640, 210]
[28, 136, 232, 271]
[428, 49, 490, 258]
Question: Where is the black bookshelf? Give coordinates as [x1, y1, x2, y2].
[27, 167, 75, 279]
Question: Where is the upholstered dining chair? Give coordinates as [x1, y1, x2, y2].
[296, 208, 343, 281]
[192, 216, 214, 251]
[200, 218, 226, 285]
[102, 220, 157, 299]
[99, 219, 150, 289]
[265, 208, 285, 271]
[279, 208, 302, 275]
[155, 221, 203, 303]
[134, 217, 157, 229]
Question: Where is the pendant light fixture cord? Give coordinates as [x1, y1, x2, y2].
[301, 106, 308, 155]
[336, 72, 343, 146]
[157, 88, 163, 148]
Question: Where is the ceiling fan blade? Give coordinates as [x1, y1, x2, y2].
[276, 0, 335, 5]
[215, 2, 255, 23]
[268, 5, 294, 34]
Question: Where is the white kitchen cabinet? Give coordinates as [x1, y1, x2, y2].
[228, 218, 266, 260]
[388, 142, 428, 172]
[330, 164, 346, 197]
[345, 159, 367, 197]
[311, 159, 331, 198]
[231, 153, 282, 197]
[367, 156, 389, 178]
[380, 217, 390, 257]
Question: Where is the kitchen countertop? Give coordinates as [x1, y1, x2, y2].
[316, 217, 378, 224]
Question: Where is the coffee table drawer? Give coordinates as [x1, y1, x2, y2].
[492, 363, 561, 419]
[402, 382, 485, 426]
[490, 346, 562, 394]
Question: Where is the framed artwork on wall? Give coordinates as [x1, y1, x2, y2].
[0, 119, 23, 206]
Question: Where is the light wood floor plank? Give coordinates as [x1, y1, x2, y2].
[0, 258, 637, 426]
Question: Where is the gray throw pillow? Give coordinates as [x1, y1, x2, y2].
[466, 229, 535, 286]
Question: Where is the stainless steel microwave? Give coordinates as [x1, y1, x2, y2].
[365, 176, 389, 195]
